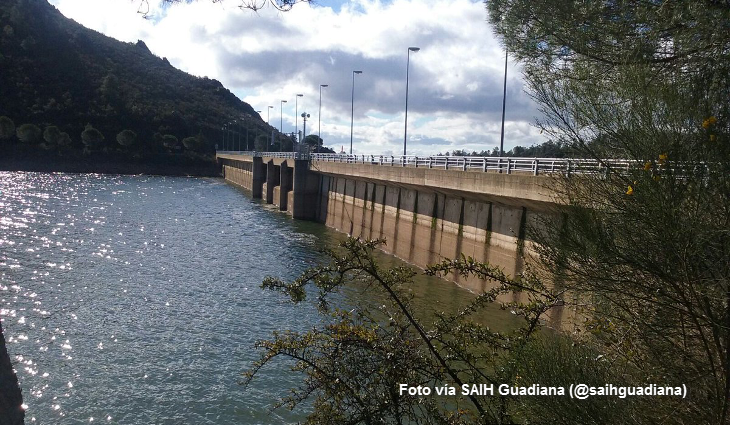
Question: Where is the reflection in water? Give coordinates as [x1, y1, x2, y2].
[0, 172, 514, 424]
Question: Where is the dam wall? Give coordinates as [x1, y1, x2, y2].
[218, 153, 575, 328]
[219, 154, 555, 291]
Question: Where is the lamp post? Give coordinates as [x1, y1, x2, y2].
[301, 112, 310, 143]
[238, 120, 243, 151]
[279, 100, 288, 152]
[319, 84, 328, 145]
[233, 119, 239, 151]
[350, 70, 362, 155]
[499, 49, 507, 157]
[255, 110, 262, 151]
[228, 121, 234, 151]
[295, 94, 303, 144]
[221, 125, 225, 151]
[404, 47, 420, 156]
[267, 106, 273, 151]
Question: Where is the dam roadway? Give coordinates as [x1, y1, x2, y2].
[216, 151, 627, 295]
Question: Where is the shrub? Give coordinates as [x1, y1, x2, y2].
[0, 116, 15, 140]
[81, 124, 104, 150]
[162, 134, 178, 149]
[43, 125, 63, 145]
[116, 129, 137, 147]
[16, 123, 41, 144]
[182, 133, 207, 153]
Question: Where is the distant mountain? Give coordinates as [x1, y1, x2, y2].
[0, 0, 273, 159]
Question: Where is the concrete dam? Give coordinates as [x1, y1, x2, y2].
[215, 152, 579, 293]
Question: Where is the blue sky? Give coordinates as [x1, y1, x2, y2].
[312, 0, 356, 12]
[49, 0, 547, 155]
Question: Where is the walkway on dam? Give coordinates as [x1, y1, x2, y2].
[217, 151, 632, 176]
[216, 151, 633, 210]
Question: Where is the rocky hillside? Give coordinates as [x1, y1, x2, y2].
[0, 0, 271, 159]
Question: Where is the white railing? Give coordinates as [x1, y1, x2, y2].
[217, 151, 308, 159]
[309, 154, 636, 176]
[217, 151, 638, 176]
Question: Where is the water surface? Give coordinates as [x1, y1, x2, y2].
[0, 172, 510, 424]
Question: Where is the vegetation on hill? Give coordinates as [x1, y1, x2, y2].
[448, 140, 576, 158]
[0, 0, 277, 173]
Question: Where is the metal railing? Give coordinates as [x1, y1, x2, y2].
[217, 151, 308, 160]
[217, 151, 637, 176]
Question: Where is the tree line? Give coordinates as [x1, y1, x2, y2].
[0, 115, 211, 157]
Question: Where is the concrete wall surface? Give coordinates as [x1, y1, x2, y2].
[217, 154, 576, 328]
[311, 161, 561, 211]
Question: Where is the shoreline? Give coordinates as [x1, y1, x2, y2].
[0, 156, 222, 178]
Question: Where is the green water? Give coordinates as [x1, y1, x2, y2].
[0, 172, 514, 424]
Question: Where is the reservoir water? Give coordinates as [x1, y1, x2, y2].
[0, 172, 507, 424]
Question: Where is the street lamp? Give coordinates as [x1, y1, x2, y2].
[241, 116, 250, 151]
[319, 84, 328, 147]
[301, 112, 310, 143]
[223, 123, 228, 150]
[404, 47, 420, 156]
[295, 94, 303, 144]
[280, 100, 287, 151]
[233, 119, 239, 151]
[350, 70, 362, 155]
[254, 111, 262, 151]
[267, 106, 273, 151]
[221, 125, 225, 151]
[499, 49, 508, 157]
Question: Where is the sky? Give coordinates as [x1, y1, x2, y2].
[48, 0, 547, 155]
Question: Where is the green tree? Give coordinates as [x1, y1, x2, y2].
[100, 72, 120, 106]
[42, 125, 63, 149]
[81, 124, 104, 150]
[182, 133, 207, 153]
[489, 0, 729, 423]
[246, 238, 569, 424]
[116, 129, 137, 147]
[275, 134, 294, 152]
[303, 134, 323, 149]
[162, 134, 179, 150]
[16, 123, 41, 144]
[57, 132, 72, 147]
[254, 134, 269, 151]
[0, 116, 15, 140]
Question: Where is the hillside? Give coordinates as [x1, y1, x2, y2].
[0, 0, 275, 173]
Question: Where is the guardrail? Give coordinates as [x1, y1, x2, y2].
[217, 151, 636, 176]
[309, 154, 637, 176]
[217, 151, 308, 160]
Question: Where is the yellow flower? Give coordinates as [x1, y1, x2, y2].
[710, 134, 717, 142]
[643, 162, 652, 171]
[658, 153, 668, 165]
[703, 116, 718, 128]
[626, 185, 634, 195]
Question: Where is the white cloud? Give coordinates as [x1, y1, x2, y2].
[49, 0, 547, 155]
